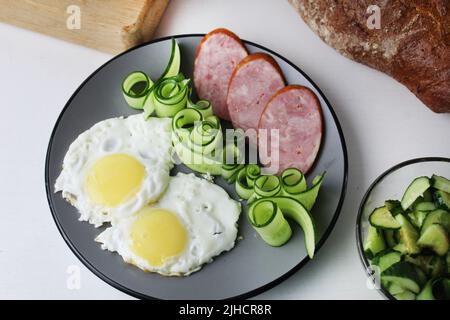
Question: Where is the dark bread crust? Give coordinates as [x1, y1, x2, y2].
[289, 0, 450, 113]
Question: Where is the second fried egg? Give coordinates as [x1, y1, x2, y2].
[96, 173, 241, 276]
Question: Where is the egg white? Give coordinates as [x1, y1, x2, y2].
[55, 114, 174, 227]
[96, 172, 241, 276]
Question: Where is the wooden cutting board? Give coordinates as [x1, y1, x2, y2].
[0, 0, 170, 54]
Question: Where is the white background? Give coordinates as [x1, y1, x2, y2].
[1, 0, 449, 299]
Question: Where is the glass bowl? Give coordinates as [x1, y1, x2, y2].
[356, 157, 450, 300]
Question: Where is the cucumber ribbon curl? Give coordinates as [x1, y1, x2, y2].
[122, 38, 188, 116]
[172, 108, 223, 175]
[241, 167, 325, 258]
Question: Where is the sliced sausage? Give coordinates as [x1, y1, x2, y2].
[258, 85, 323, 174]
[227, 53, 285, 133]
[194, 28, 248, 120]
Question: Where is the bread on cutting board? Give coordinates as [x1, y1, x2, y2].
[0, 0, 170, 54]
[289, 0, 450, 113]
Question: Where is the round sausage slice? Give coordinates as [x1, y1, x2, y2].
[258, 85, 323, 174]
[194, 28, 248, 120]
[227, 53, 285, 133]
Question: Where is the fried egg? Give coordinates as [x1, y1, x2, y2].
[55, 114, 173, 227]
[96, 172, 241, 276]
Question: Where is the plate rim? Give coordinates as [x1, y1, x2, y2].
[45, 33, 348, 300]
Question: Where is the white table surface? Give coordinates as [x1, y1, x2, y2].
[1, 0, 449, 300]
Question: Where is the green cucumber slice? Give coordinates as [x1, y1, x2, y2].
[432, 174, 450, 193]
[220, 143, 244, 184]
[422, 189, 434, 202]
[435, 190, 450, 210]
[173, 143, 222, 175]
[122, 71, 153, 109]
[248, 197, 316, 258]
[416, 277, 450, 300]
[188, 99, 213, 118]
[421, 209, 450, 234]
[171, 108, 223, 175]
[364, 226, 386, 259]
[152, 75, 190, 118]
[292, 172, 325, 211]
[280, 168, 307, 194]
[187, 88, 213, 118]
[431, 277, 450, 300]
[393, 243, 407, 254]
[396, 214, 420, 254]
[416, 201, 437, 212]
[417, 224, 449, 256]
[408, 210, 429, 229]
[369, 206, 401, 230]
[372, 250, 402, 272]
[253, 175, 282, 199]
[385, 200, 404, 216]
[388, 283, 405, 295]
[394, 290, 416, 300]
[401, 176, 431, 210]
[406, 255, 446, 278]
[381, 261, 426, 294]
[384, 229, 398, 247]
[447, 252, 450, 274]
[161, 38, 181, 79]
[235, 165, 261, 200]
[417, 280, 435, 300]
[248, 200, 292, 247]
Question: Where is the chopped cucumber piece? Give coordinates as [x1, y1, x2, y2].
[408, 210, 429, 229]
[364, 226, 386, 259]
[394, 290, 416, 300]
[401, 176, 431, 210]
[416, 280, 435, 300]
[426, 256, 446, 278]
[382, 261, 426, 294]
[372, 250, 402, 272]
[432, 174, 450, 193]
[417, 224, 449, 256]
[417, 277, 450, 300]
[385, 200, 403, 216]
[384, 230, 398, 247]
[447, 252, 450, 274]
[406, 255, 446, 278]
[435, 190, 450, 210]
[431, 277, 450, 300]
[369, 206, 401, 230]
[422, 189, 434, 202]
[396, 214, 420, 254]
[393, 243, 407, 254]
[421, 209, 450, 234]
[366, 175, 450, 300]
[388, 283, 405, 295]
[416, 202, 437, 212]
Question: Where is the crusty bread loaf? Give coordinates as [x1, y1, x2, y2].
[289, 0, 450, 113]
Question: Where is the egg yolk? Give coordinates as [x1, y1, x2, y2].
[85, 153, 145, 207]
[130, 207, 187, 267]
